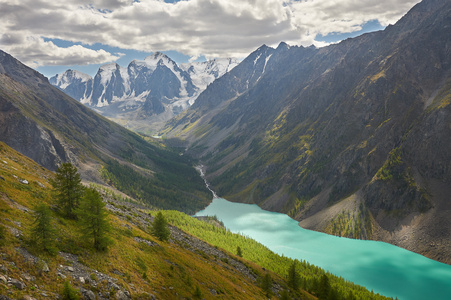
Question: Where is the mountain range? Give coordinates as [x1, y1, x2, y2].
[163, 0, 451, 263]
[0, 49, 211, 213]
[1, 0, 450, 267]
[50, 54, 239, 134]
[0, 47, 384, 300]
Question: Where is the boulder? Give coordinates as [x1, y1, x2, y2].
[9, 278, 26, 290]
[81, 289, 96, 300]
[114, 290, 130, 300]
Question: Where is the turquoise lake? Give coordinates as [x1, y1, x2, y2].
[195, 197, 451, 300]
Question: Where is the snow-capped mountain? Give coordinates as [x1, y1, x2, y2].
[181, 58, 239, 94]
[50, 69, 93, 103]
[50, 53, 239, 133]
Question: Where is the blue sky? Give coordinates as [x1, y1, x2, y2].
[36, 39, 202, 78]
[0, 0, 419, 79]
[36, 19, 384, 79]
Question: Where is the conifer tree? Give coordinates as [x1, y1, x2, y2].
[319, 274, 332, 299]
[31, 203, 57, 254]
[51, 163, 84, 219]
[151, 211, 171, 241]
[78, 187, 111, 251]
[287, 260, 300, 291]
[236, 246, 243, 257]
[280, 289, 290, 300]
[261, 273, 272, 297]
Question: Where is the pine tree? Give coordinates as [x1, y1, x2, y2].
[150, 211, 171, 241]
[318, 274, 331, 299]
[31, 203, 57, 254]
[261, 273, 272, 297]
[78, 187, 111, 251]
[280, 289, 290, 300]
[236, 246, 243, 257]
[51, 163, 84, 219]
[287, 260, 300, 291]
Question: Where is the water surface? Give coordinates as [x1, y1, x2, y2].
[196, 198, 451, 300]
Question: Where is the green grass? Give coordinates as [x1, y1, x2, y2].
[0, 142, 289, 300]
[153, 210, 392, 300]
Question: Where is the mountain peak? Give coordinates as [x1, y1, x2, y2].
[63, 69, 91, 81]
[256, 44, 271, 52]
[49, 69, 92, 90]
[276, 42, 290, 50]
[145, 51, 171, 62]
[99, 62, 120, 72]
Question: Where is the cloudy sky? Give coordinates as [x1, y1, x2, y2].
[0, 0, 420, 78]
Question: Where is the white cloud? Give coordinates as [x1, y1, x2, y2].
[0, 0, 420, 67]
[287, 0, 420, 38]
[0, 35, 122, 68]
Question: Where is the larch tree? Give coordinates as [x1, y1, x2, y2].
[261, 273, 272, 297]
[78, 187, 111, 251]
[31, 203, 57, 254]
[151, 211, 171, 241]
[287, 260, 301, 291]
[51, 162, 84, 219]
[236, 246, 243, 257]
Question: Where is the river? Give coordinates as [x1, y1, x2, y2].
[195, 197, 451, 300]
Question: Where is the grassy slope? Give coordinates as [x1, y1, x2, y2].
[158, 211, 392, 300]
[0, 142, 313, 299]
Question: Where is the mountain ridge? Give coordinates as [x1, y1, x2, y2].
[50, 54, 239, 134]
[162, 0, 451, 263]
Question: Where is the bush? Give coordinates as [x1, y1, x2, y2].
[0, 224, 6, 246]
[193, 285, 203, 299]
[61, 281, 80, 300]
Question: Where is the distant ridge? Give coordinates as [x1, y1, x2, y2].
[50, 54, 239, 134]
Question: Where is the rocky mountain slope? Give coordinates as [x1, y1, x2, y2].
[50, 54, 239, 134]
[163, 0, 451, 263]
[0, 142, 299, 300]
[0, 49, 211, 214]
[0, 142, 390, 300]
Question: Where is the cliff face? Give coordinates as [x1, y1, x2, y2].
[163, 0, 451, 262]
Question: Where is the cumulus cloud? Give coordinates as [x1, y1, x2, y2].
[0, 0, 420, 67]
[0, 35, 122, 68]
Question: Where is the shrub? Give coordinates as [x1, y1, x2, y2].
[61, 281, 80, 300]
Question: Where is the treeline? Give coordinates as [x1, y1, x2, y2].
[156, 210, 393, 300]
